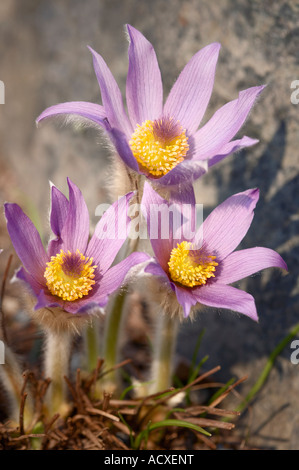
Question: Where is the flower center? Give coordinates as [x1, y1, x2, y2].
[168, 241, 218, 288]
[44, 249, 97, 301]
[129, 116, 189, 177]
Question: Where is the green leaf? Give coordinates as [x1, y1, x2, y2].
[208, 377, 236, 405]
[133, 418, 211, 449]
[118, 412, 134, 449]
[188, 354, 209, 385]
[236, 322, 299, 413]
[190, 329, 206, 373]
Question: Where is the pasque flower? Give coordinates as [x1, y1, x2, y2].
[36, 25, 264, 201]
[141, 182, 287, 320]
[4, 178, 147, 317]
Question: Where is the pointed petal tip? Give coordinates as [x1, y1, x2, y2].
[66, 176, 78, 193]
[125, 24, 155, 52]
[237, 84, 266, 103]
[276, 254, 288, 272]
[4, 202, 16, 217]
[252, 312, 259, 322]
[87, 45, 98, 58]
[49, 180, 56, 190]
[282, 261, 288, 272]
[242, 187, 260, 203]
[249, 187, 260, 198]
[126, 24, 137, 36]
[183, 308, 191, 319]
[241, 136, 259, 147]
[249, 138, 259, 146]
[256, 84, 267, 96]
[126, 24, 134, 41]
[209, 41, 221, 52]
[249, 84, 267, 97]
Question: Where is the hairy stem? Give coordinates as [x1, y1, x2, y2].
[149, 311, 178, 394]
[100, 290, 127, 396]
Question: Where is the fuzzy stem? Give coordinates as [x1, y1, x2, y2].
[84, 318, 100, 373]
[100, 290, 127, 396]
[149, 311, 178, 394]
[44, 330, 72, 417]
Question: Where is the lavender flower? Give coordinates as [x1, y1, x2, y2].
[36, 25, 264, 201]
[141, 182, 287, 320]
[4, 178, 147, 318]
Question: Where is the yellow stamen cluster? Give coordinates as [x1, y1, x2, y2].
[168, 241, 218, 288]
[44, 249, 97, 302]
[129, 118, 189, 177]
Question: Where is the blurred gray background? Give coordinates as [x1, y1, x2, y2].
[0, 0, 298, 449]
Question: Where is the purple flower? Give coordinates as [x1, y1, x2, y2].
[4, 178, 148, 315]
[36, 25, 264, 201]
[141, 182, 287, 320]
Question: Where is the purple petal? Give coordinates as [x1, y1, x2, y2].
[108, 127, 139, 172]
[68, 298, 108, 314]
[36, 101, 110, 130]
[144, 261, 170, 280]
[97, 251, 150, 297]
[85, 192, 134, 273]
[142, 182, 198, 263]
[163, 43, 221, 134]
[193, 86, 265, 160]
[217, 247, 288, 285]
[141, 182, 174, 271]
[193, 283, 258, 321]
[34, 289, 61, 311]
[205, 136, 259, 167]
[167, 185, 198, 244]
[16, 266, 46, 296]
[88, 46, 132, 137]
[198, 188, 259, 261]
[126, 24, 163, 127]
[174, 284, 198, 318]
[48, 184, 70, 257]
[4, 203, 48, 281]
[50, 184, 69, 236]
[59, 178, 90, 254]
[167, 182, 196, 205]
[58, 294, 108, 315]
